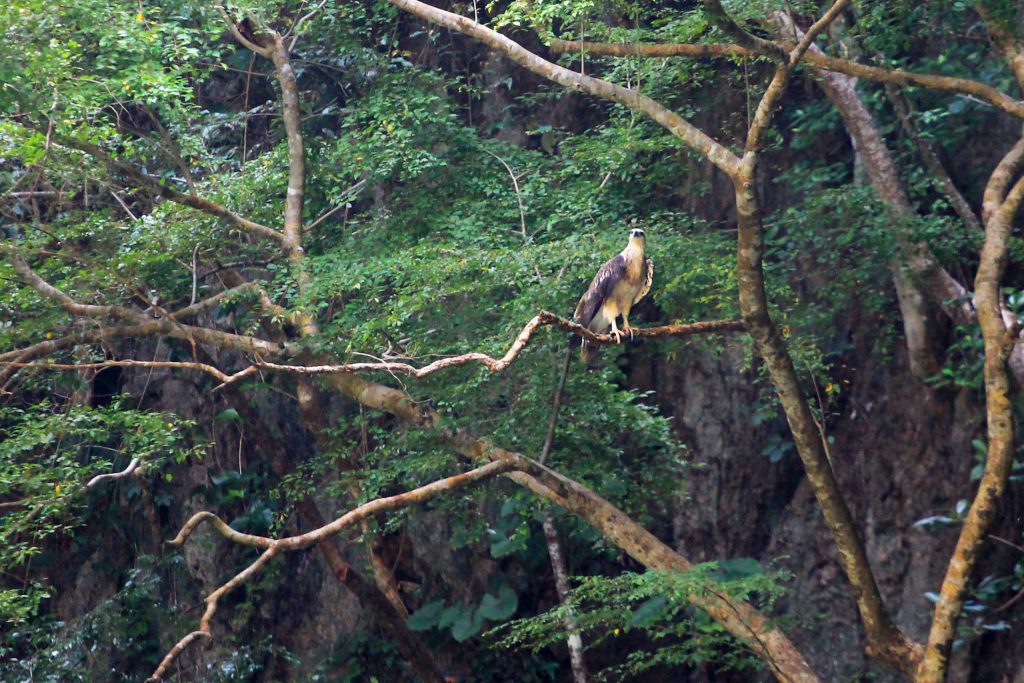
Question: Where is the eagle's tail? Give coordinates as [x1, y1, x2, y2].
[578, 337, 600, 364]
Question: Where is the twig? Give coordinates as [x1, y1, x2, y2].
[0, 360, 258, 387]
[305, 179, 367, 232]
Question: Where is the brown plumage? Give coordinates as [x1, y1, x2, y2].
[573, 229, 654, 362]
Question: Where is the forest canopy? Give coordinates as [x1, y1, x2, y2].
[1, 1, 1022, 682]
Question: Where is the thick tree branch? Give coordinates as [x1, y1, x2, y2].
[780, 14, 961, 376]
[917, 171, 1024, 683]
[983, 136, 1024, 224]
[316, 367, 819, 681]
[731, 3, 923, 674]
[546, 40, 1024, 120]
[0, 324, 172, 389]
[385, 0, 741, 177]
[6, 250, 284, 358]
[209, 363, 448, 683]
[149, 460, 517, 680]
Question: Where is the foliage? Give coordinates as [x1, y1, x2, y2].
[0, 401, 197, 630]
[2, 0, 1023, 680]
[493, 562, 790, 680]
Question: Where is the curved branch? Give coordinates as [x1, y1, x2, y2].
[85, 458, 142, 488]
[731, 2, 922, 673]
[2, 311, 741, 392]
[148, 547, 278, 682]
[216, 5, 272, 57]
[252, 314, 744, 378]
[149, 460, 517, 680]
[982, 134, 1024, 224]
[316, 373, 819, 681]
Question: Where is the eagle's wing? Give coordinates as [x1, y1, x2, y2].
[574, 254, 627, 328]
[633, 258, 654, 305]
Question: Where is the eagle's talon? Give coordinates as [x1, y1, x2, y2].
[610, 329, 623, 344]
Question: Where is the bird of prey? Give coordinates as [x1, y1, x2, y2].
[573, 228, 654, 362]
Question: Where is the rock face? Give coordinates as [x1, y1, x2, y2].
[650, 335, 1022, 682]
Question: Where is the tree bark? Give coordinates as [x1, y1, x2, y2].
[915, 154, 1024, 683]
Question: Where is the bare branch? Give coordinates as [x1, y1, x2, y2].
[0, 359, 258, 387]
[147, 547, 279, 682]
[314, 373, 819, 681]
[86, 458, 142, 488]
[252, 314, 744, 378]
[482, 148, 530, 246]
[150, 460, 517, 680]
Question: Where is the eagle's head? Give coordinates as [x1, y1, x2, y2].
[628, 228, 646, 249]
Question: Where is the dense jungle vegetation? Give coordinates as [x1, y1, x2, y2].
[2, 1, 1023, 681]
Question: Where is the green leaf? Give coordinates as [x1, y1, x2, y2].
[437, 605, 462, 630]
[715, 557, 763, 580]
[451, 608, 484, 642]
[215, 408, 242, 423]
[630, 596, 667, 627]
[477, 583, 518, 621]
[406, 600, 444, 631]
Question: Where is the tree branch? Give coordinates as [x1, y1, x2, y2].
[385, 0, 741, 177]
[314, 366, 820, 681]
[149, 460, 517, 680]
[916, 169, 1024, 683]
[43, 129, 284, 244]
[251, 314, 744, 379]
[6, 249, 284, 359]
[545, 39, 1024, 120]
[0, 359, 258, 387]
[85, 458, 142, 488]
[731, 3, 923, 674]
[700, 0, 786, 61]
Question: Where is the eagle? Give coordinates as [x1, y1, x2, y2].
[573, 228, 654, 362]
